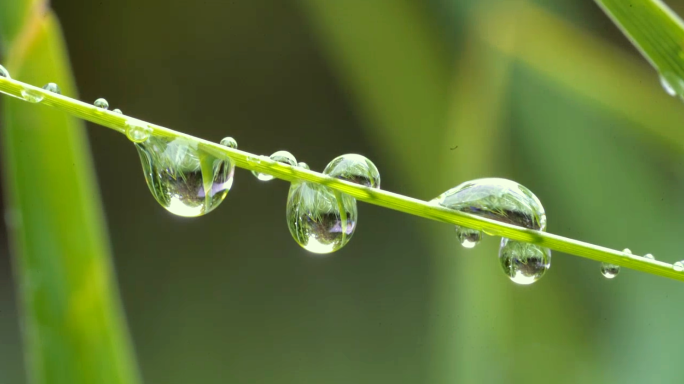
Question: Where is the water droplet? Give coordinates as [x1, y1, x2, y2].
[20, 88, 43, 103]
[286, 181, 357, 254]
[220, 137, 238, 149]
[0, 64, 10, 78]
[644, 253, 655, 260]
[600, 263, 620, 279]
[41, 83, 61, 94]
[673, 261, 684, 272]
[432, 178, 547, 250]
[499, 238, 551, 285]
[94, 98, 109, 110]
[252, 150, 296, 181]
[297, 162, 310, 170]
[113, 108, 123, 114]
[125, 120, 152, 143]
[323, 154, 381, 188]
[455, 226, 481, 249]
[659, 72, 684, 97]
[135, 136, 234, 217]
[622, 248, 632, 255]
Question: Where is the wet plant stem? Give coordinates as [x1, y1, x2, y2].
[0, 75, 681, 282]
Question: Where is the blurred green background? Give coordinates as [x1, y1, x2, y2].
[2, 0, 684, 383]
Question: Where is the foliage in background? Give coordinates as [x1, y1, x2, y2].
[0, 1, 140, 384]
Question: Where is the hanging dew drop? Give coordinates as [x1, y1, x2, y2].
[113, 108, 123, 114]
[0, 64, 10, 78]
[42, 82, 61, 94]
[135, 136, 235, 217]
[125, 120, 152, 143]
[220, 137, 238, 149]
[498, 238, 551, 285]
[673, 261, 684, 272]
[323, 154, 381, 188]
[20, 88, 43, 103]
[286, 181, 357, 254]
[659, 74, 677, 96]
[94, 98, 109, 110]
[600, 262, 620, 279]
[252, 150, 296, 181]
[455, 226, 481, 249]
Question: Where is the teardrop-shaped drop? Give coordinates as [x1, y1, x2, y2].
[455, 226, 481, 249]
[286, 181, 357, 254]
[42, 82, 61, 94]
[94, 98, 109, 110]
[253, 150, 297, 181]
[135, 136, 234, 217]
[499, 238, 551, 285]
[323, 154, 381, 188]
[600, 262, 620, 279]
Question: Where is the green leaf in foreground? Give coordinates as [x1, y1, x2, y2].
[0, 7, 140, 384]
[595, 0, 684, 95]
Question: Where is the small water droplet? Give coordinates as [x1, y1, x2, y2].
[455, 226, 481, 249]
[287, 181, 357, 254]
[0, 65, 9, 78]
[622, 248, 632, 255]
[297, 162, 310, 170]
[600, 262, 620, 279]
[113, 108, 123, 114]
[673, 261, 684, 272]
[252, 150, 296, 181]
[499, 238, 550, 285]
[659, 72, 684, 97]
[644, 253, 655, 260]
[220, 137, 238, 149]
[94, 98, 109, 110]
[20, 88, 43, 103]
[41, 83, 61, 94]
[135, 136, 234, 217]
[125, 120, 152, 143]
[432, 178, 546, 250]
[323, 154, 381, 188]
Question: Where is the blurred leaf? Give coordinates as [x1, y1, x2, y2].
[0, 4, 140, 384]
[479, 3, 684, 153]
[595, 0, 684, 94]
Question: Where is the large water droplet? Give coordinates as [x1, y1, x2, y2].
[498, 238, 551, 285]
[323, 154, 381, 188]
[135, 136, 234, 217]
[600, 262, 620, 279]
[286, 181, 357, 254]
[125, 120, 152, 143]
[455, 226, 480, 249]
[0, 64, 10, 78]
[42, 83, 61, 94]
[252, 150, 296, 181]
[220, 137, 238, 149]
[94, 98, 109, 110]
[673, 261, 684, 272]
[20, 88, 43, 103]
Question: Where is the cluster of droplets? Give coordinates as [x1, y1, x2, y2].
[431, 178, 550, 285]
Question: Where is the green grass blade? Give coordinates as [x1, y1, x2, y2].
[0, 5, 141, 384]
[595, 0, 684, 94]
